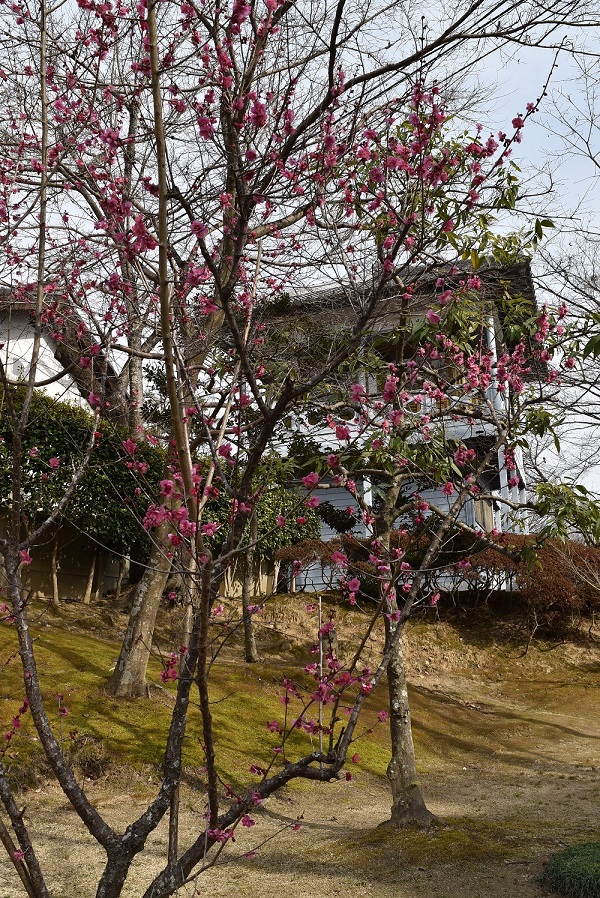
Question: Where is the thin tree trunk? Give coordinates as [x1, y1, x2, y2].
[82, 549, 97, 605]
[182, 592, 193, 651]
[376, 479, 437, 828]
[168, 785, 179, 868]
[383, 620, 438, 828]
[107, 522, 172, 698]
[241, 512, 259, 662]
[50, 533, 59, 608]
[114, 556, 128, 605]
[0, 764, 50, 898]
[0, 814, 37, 898]
[93, 552, 105, 603]
[128, 346, 144, 436]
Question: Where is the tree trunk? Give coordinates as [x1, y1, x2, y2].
[114, 556, 129, 605]
[50, 533, 59, 608]
[82, 549, 97, 605]
[0, 813, 39, 898]
[383, 622, 439, 828]
[107, 521, 171, 698]
[168, 783, 179, 867]
[241, 513, 259, 663]
[128, 340, 144, 437]
[374, 473, 438, 829]
[93, 551, 106, 603]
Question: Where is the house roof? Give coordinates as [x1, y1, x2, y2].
[259, 259, 540, 377]
[281, 258, 536, 331]
[0, 289, 129, 424]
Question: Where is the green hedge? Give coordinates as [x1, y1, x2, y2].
[0, 388, 164, 561]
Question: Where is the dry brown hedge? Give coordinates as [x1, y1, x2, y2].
[469, 534, 600, 632]
[276, 532, 600, 635]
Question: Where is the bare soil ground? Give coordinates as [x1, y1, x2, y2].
[0, 605, 598, 898]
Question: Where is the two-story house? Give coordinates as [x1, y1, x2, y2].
[275, 260, 535, 591]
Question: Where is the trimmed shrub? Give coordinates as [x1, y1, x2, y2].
[543, 843, 600, 898]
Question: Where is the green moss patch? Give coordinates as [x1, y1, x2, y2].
[321, 814, 567, 880]
[0, 602, 391, 791]
[544, 843, 600, 898]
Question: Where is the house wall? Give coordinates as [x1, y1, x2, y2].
[0, 311, 84, 406]
[296, 479, 369, 592]
[407, 484, 476, 527]
[299, 480, 481, 593]
[313, 479, 370, 542]
[474, 496, 495, 532]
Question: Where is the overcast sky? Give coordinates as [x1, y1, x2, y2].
[460, 36, 600, 493]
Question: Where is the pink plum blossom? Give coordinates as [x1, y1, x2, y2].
[160, 480, 174, 496]
[191, 220, 209, 239]
[201, 522, 220, 537]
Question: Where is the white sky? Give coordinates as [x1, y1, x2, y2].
[453, 34, 600, 493]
